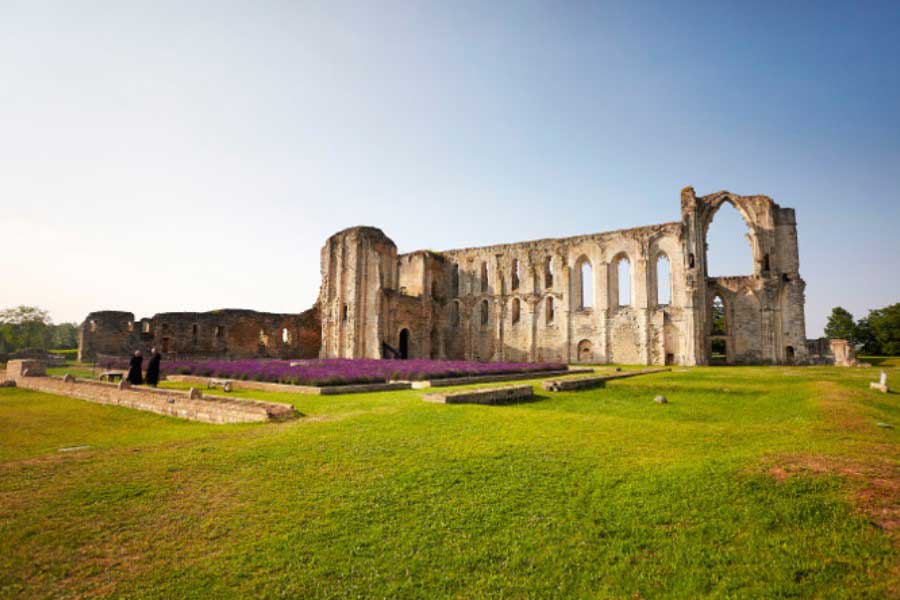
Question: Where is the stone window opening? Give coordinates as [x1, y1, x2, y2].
[689, 253, 695, 269]
[763, 254, 771, 272]
[656, 253, 671, 306]
[480, 299, 489, 325]
[544, 256, 554, 289]
[450, 301, 460, 328]
[546, 296, 555, 324]
[215, 325, 224, 338]
[511, 259, 520, 291]
[342, 304, 348, 322]
[89, 320, 97, 332]
[282, 328, 291, 344]
[711, 295, 726, 335]
[615, 256, 632, 307]
[480, 262, 489, 294]
[576, 257, 593, 310]
[512, 298, 521, 324]
[258, 329, 269, 347]
[127, 321, 134, 332]
[705, 200, 755, 276]
[142, 321, 151, 334]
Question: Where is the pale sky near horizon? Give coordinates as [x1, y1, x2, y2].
[2, 1, 899, 336]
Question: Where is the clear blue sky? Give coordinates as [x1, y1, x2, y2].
[2, 1, 898, 336]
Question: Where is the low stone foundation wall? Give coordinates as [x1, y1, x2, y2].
[410, 368, 594, 389]
[422, 385, 534, 405]
[166, 375, 412, 395]
[542, 368, 671, 392]
[6, 361, 295, 424]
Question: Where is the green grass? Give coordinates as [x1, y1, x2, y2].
[1, 364, 898, 598]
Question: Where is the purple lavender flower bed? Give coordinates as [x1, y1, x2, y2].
[100, 358, 566, 387]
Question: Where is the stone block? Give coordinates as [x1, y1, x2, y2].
[423, 385, 533, 405]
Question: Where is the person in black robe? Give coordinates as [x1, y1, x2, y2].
[126, 350, 144, 385]
[145, 347, 162, 387]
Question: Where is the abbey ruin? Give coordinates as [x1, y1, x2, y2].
[319, 187, 812, 366]
[81, 187, 840, 366]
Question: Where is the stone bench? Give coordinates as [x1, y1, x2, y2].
[423, 385, 533, 405]
[98, 371, 125, 383]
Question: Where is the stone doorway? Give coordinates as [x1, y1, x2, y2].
[399, 329, 410, 360]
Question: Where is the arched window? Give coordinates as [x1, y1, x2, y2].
[711, 296, 726, 335]
[544, 256, 554, 289]
[282, 328, 291, 344]
[214, 325, 224, 338]
[480, 262, 489, 293]
[617, 256, 631, 307]
[89, 320, 97, 332]
[545, 296, 554, 324]
[706, 201, 754, 276]
[577, 258, 593, 309]
[143, 321, 151, 333]
[480, 299, 489, 325]
[342, 304, 349, 322]
[450, 301, 460, 327]
[511, 259, 520, 291]
[511, 298, 521, 324]
[656, 254, 671, 306]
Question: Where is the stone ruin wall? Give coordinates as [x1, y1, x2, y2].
[319, 187, 817, 366]
[78, 307, 320, 362]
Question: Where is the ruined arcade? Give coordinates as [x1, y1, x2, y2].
[319, 187, 811, 366]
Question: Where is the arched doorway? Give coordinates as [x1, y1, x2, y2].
[577, 339, 593, 363]
[399, 329, 410, 360]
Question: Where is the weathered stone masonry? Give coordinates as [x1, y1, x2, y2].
[320, 188, 811, 366]
[79, 307, 320, 362]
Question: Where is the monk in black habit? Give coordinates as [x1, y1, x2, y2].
[126, 350, 144, 385]
[145, 347, 161, 387]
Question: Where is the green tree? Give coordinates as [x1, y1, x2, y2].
[0, 306, 53, 352]
[50, 323, 79, 349]
[853, 317, 879, 354]
[824, 306, 855, 341]
[867, 303, 900, 356]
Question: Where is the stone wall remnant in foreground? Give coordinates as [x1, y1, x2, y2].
[6, 360, 295, 424]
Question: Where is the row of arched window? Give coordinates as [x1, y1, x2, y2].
[449, 253, 672, 307]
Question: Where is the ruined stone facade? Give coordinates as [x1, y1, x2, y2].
[78, 307, 320, 362]
[319, 188, 810, 366]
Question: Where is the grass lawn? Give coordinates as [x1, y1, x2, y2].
[1, 364, 898, 598]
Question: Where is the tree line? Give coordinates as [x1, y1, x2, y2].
[824, 303, 900, 355]
[0, 306, 79, 353]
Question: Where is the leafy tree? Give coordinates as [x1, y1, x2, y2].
[0, 306, 52, 352]
[853, 317, 879, 354]
[867, 303, 900, 356]
[50, 323, 79, 349]
[824, 306, 855, 341]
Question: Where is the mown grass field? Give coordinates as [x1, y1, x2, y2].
[1, 362, 898, 598]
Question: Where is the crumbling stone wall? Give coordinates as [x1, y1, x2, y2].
[79, 306, 320, 362]
[320, 187, 812, 365]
